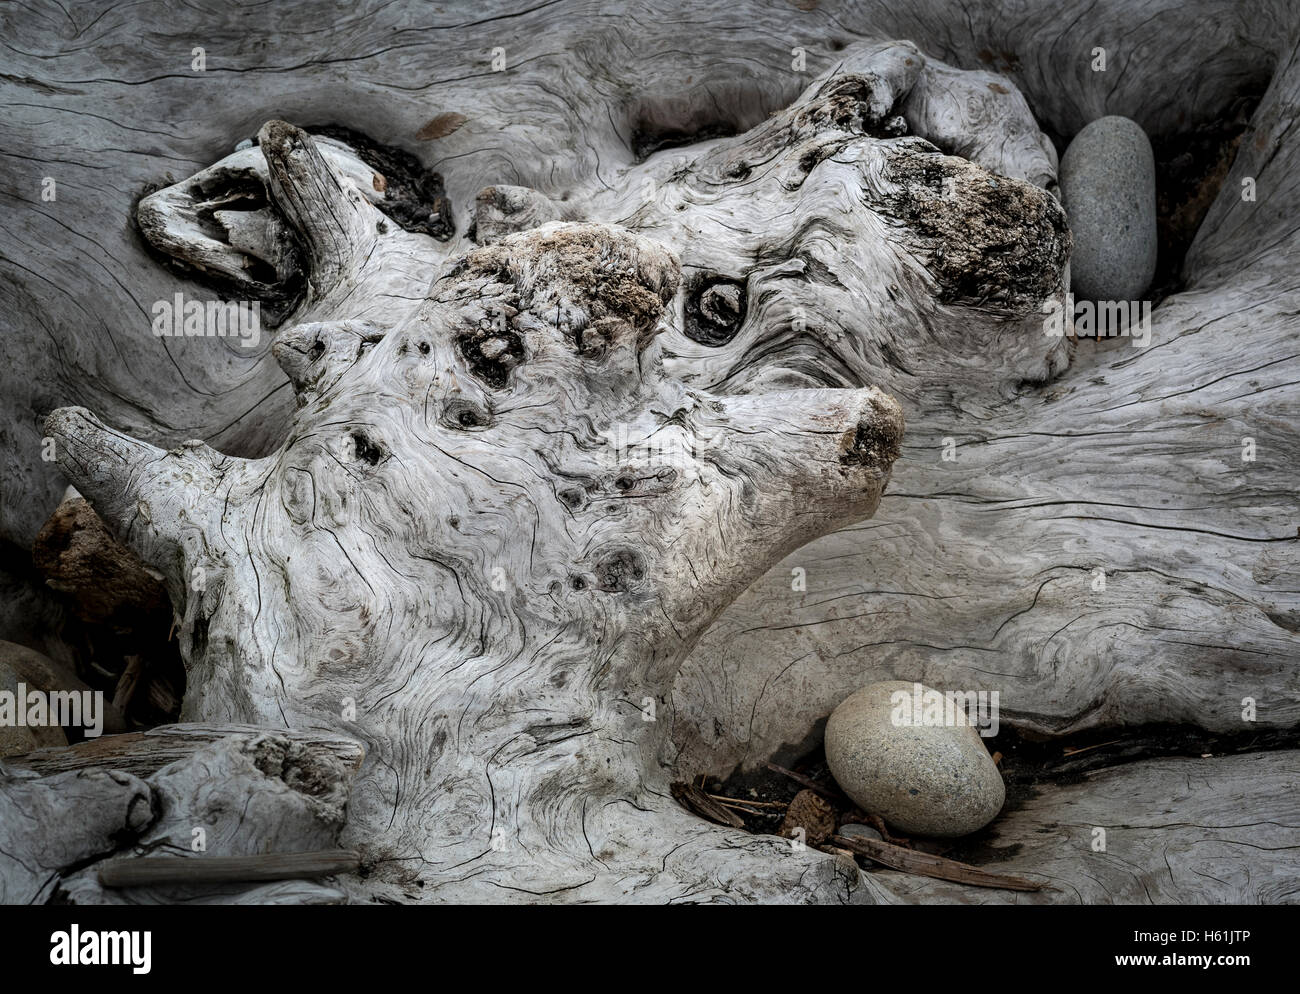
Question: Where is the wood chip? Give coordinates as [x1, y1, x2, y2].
[416, 112, 468, 140]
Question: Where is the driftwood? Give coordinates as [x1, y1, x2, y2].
[671, 782, 748, 830]
[831, 834, 1044, 892]
[98, 850, 361, 888]
[1, 725, 364, 904]
[0, 0, 1297, 903]
[855, 750, 1300, 904]
[45, 194, 905, 902]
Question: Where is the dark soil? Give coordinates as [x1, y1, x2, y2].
[633, 122, 741, 162]
[1147, 90, 1262, 301]
[307, 124, 455, 241]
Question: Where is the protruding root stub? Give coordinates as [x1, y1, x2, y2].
[134, 146, 306, 325]
[257, 120, 377, 297]
[877, 148, 1070, 308]
[841, 393, 905, 468]
[40, 220, 907, 902]
[42, 407, 235, 599]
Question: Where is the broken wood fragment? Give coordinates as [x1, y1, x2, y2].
[670, 781, 747, 829]
[830, 834, 1044, 892]
[32, 496, 169, 629]
[98, 849, 361, 887]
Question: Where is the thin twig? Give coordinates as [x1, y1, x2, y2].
[707, 794, 787, 810]
[1062, 739, 1122, 756]
[671, 781, 746, 829]
[763, 761, 844, 802]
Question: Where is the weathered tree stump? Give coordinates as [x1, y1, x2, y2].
[1, 0, 1297, 903]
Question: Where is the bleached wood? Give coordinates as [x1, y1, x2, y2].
[1, 724, 364, 904]
[856, 750, 1300, 904]
[0, 0, 1297, 903]
[673, 35, 1300, 772]
[46, 169, 907, 899]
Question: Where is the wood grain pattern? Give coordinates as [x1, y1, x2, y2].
[0, 0, 1296, 903]
[1, 725, 364, 904]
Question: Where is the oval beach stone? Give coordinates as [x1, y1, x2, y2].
[825, 680, 1005, 837]
[1059, 115, 1157, 301]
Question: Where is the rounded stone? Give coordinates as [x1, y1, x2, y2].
[825, 680, 1005, 837]
[1059, 115, 1157, 301]
[837, 822, 883, 843]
